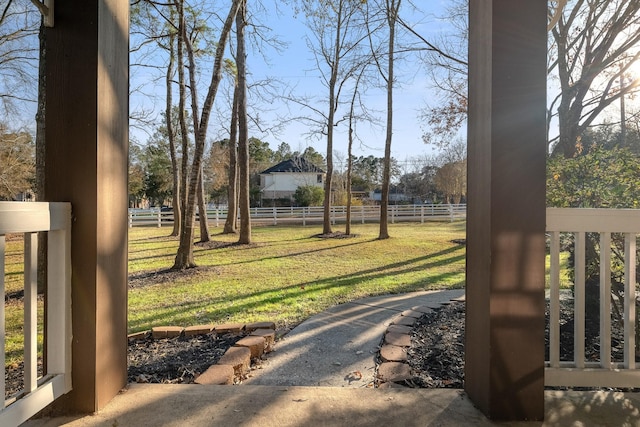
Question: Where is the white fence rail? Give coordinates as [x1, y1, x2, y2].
[546, 208, 640, 387]
[0, 202, 72, 426]
[128, 204, 467, 228]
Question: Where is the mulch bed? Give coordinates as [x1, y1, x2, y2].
[127, 333, 241, 384]
[406, 299, 637, 390]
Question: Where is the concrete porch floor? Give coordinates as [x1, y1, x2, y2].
[24, 384, 640, 426]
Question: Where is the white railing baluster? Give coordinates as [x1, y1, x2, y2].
[1, 235, 6, 407]
[549, 231, 560, 368]
[574, 231, 586, 369]
[47, 224, 72, 384]
[599, 232, 612, 369]
[24, 232, 38, 393]
[0, 202, 72, 425]
[624, 233, 636, 370]
[546, 208, 640, 388]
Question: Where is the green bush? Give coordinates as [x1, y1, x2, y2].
[293, 185, 324, 206]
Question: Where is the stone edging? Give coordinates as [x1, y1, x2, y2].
[127, 321, 276, 385]
[375, 296, 465, 388]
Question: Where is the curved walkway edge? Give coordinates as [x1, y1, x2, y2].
[244, 289, 465, 388]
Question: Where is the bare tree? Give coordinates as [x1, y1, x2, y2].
[165, 29, 182, 236]
[236, 0, 252, 244]
[295, 0, 370, 235]
[173, 0, 241, 269]
[364, 0, 402, 239]
[434, 139, 466, 204]
[223, 62, 239, 234]
[411, 0, 640, 158]
[0, 0, 39, 117]
[345, 68, 370, 235]
[550, 0, 640, 157]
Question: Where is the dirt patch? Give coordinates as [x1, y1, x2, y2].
[314, 232, 358, 239]
[128, 266, 220, 289]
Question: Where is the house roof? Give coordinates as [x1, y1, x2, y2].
[261, 157, 325, 174]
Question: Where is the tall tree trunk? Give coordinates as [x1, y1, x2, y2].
[224, 84, 239, 234]
[379, 0, 400, 240]
[323, 12, 342, 236]
[166, 30, 181, 237]
[173, 0, 240, 269]
[175, 0, 190, 244]
[345, 68, 364, 236]
[236, 0, 251, 244]
[174, 0, 196, 268]
[346, 126, 353, 236]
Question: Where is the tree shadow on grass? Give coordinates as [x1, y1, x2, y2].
[127, 245, 465, 332]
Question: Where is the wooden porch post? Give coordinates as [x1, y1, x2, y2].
[465, 0, 547, 421]
[44, 0, 129, 413]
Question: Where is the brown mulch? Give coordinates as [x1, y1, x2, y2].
[127, 333, 241, 384]
[407, 302, 465, 388]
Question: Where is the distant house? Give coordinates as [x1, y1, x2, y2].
[260, 157, 325, 206]
[369, 186, 412, 205]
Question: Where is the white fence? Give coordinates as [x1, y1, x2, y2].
[128, 204, 467, 228]
[0, 202, 73, 426]
[546, 208, 640, 387]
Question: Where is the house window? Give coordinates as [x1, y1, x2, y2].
[317, 174, 323, 184]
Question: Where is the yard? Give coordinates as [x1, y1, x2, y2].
[127, 222, 467, 333]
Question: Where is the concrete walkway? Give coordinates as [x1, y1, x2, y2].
[245, 289, 464, 388]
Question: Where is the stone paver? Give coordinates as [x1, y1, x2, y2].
[218, 346, 251, 376]
[384, 331, 411, 347]
[377, 362, 412, 383]
[235, 336, 266, 359]
[184, 324, 214, 336]
[391, 316, 417, 327]
[250, 329, 276, 351]
[194, 365, 234, 385]
[151, 326, 183, 339]
[127, 331, 149, 340]
[386, 324, 412, 334]
[380, 345, 408, 363]
[214, 323, 245, 334]
[401, 309, 425, 319]
[245, 321, 275, 332]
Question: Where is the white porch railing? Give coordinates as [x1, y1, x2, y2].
[0, 202, 72, 426]
[546, 208, 640, 387]
[128, 204, 467, 228]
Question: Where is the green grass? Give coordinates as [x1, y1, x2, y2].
[545, 250, 573, 289]
[127, 222, 467, 333]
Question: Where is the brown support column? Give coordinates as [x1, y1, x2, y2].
[465, 0, 547, 421]
[44, 0, 129, 413]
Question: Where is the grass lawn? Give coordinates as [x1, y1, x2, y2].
[127, 222, 467, 333]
